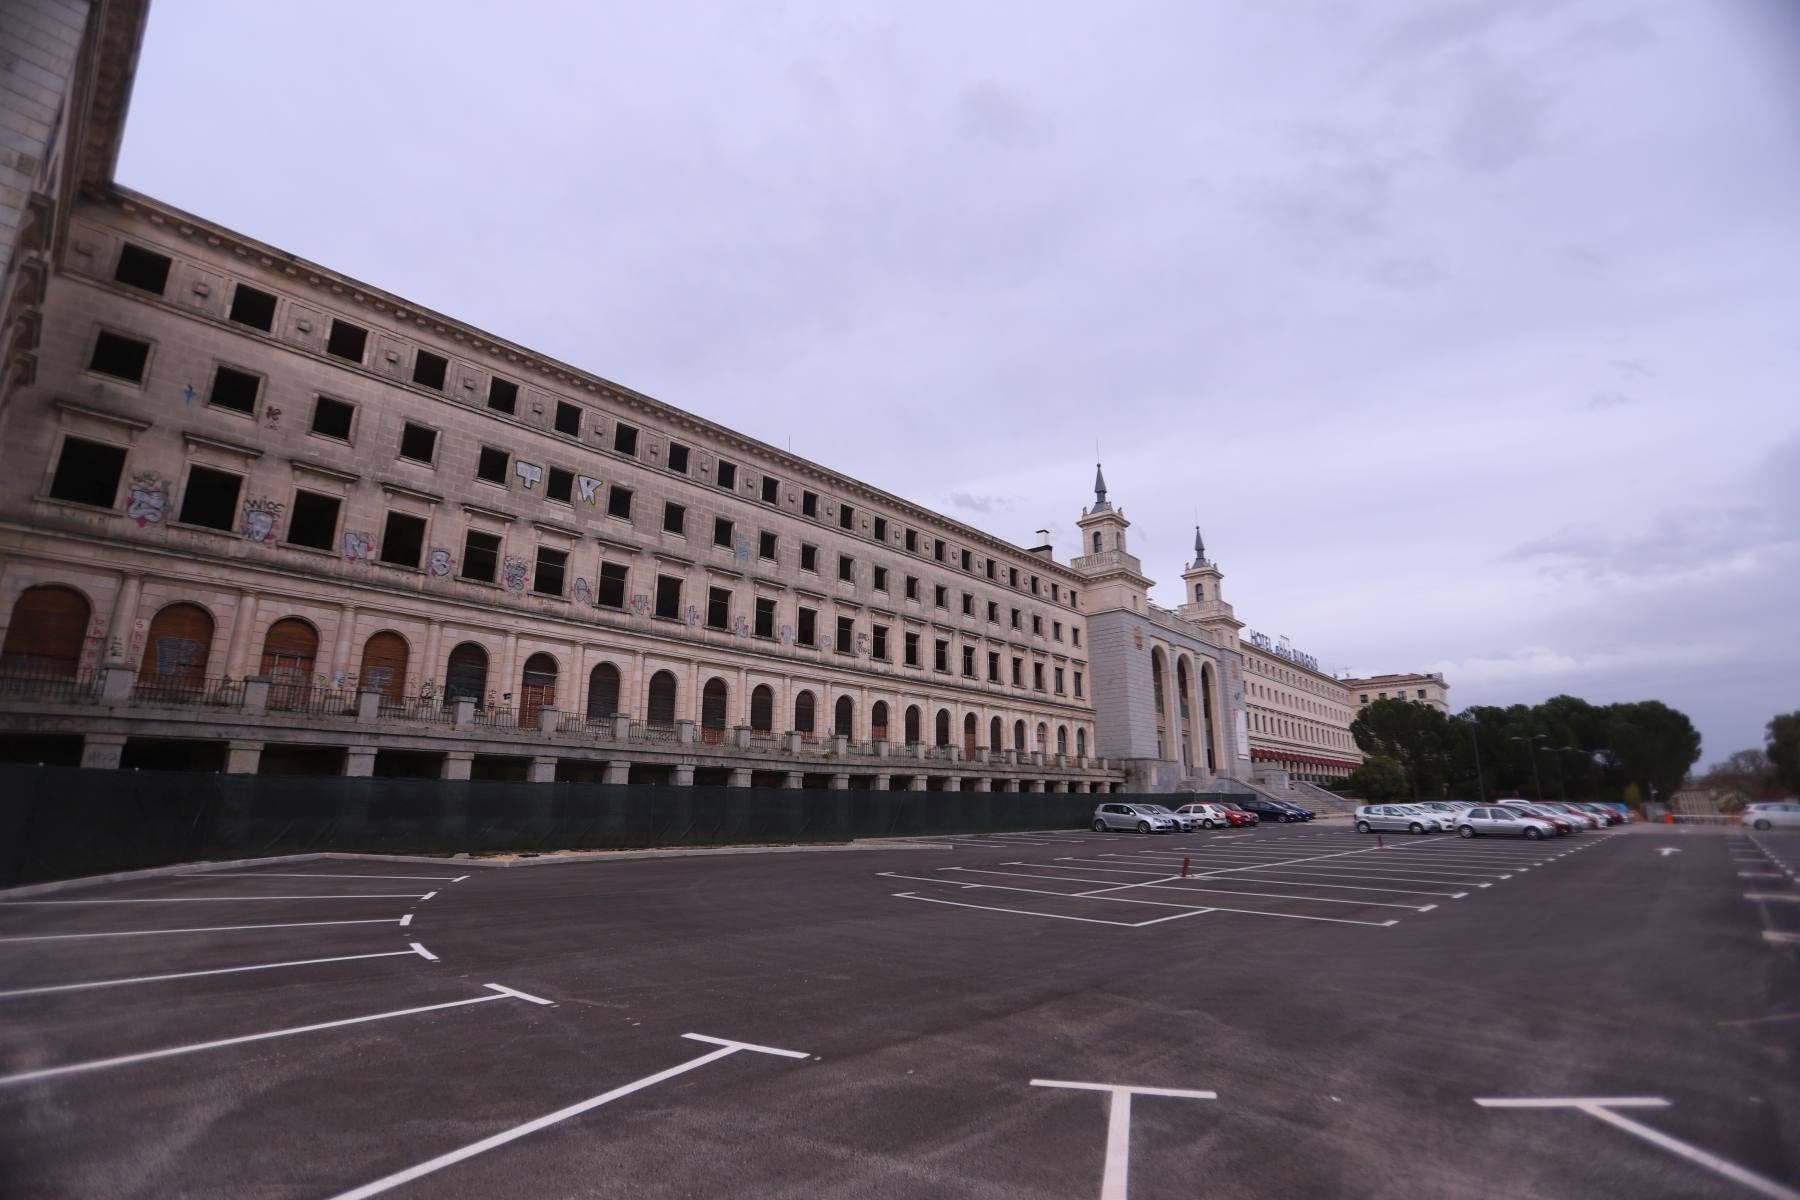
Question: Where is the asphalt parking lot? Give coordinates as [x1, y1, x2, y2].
[2, 821, 1796, 1199]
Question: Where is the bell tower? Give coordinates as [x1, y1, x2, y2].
[1072, 464, 1152, 611]
[1177, 526, 1241, 645]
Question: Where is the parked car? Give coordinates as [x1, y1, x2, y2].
[1237, 797, 1306, 823]
[1566, 802, 1621, 826]
[1174, 802, 1234, 829]
[1744, 801, 1800, 831]
[1456, 805, 1559, 840]
[1535, 802, 1602, 830]
[1215, 801, 1259, 828]
[1143, 803, 1200, 832]
[1092, 803, 1179, 834]
[1498, 800, 1576, 834]
[1275, 801, 1316, 821]
[1354, 804, 1447, 835]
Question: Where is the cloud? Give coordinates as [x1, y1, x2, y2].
[948, 492, 1007, 514]
[1586, 390, 1635, 410]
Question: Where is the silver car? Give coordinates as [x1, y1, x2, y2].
[1355, 804, 1445, 835]
[1092, 803, 1178, 834]
[1744, 801, 1800, 831]
[1457, 805, 1557, 840]
[1173, 802, 1234, 829]
[1142, 803, 1199, 832]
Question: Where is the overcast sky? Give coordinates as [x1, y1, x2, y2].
[116, 1, 1799, 765]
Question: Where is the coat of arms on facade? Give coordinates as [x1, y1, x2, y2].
[241, 497, 282, 543]
[125, 472, 168, 527]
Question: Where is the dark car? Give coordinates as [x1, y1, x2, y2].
[1236, 797, 1304, 823]
[1275, 801, 1315, 821]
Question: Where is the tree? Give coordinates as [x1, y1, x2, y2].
[1699, 748, 1774, 809]
[1352, 699, 1455, 800]
[1442, 695, 1702, 809]
[1770, 713, 1800, 795]
[1344, 755, 1407, 801]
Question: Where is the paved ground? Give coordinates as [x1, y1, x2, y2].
[1, 820, 1796, 1199]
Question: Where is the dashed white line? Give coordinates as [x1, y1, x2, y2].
[0, 918, 404, 942]
[408, 942, 438, 961]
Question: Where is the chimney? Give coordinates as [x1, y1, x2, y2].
[1030, 529, 1053, 557]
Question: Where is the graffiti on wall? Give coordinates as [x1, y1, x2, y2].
[125, 472, 169, 527]
[684, 604, 700, 627]
[573, 577, 594, 605]
[577, 475, 602, 505]
[263, 405, 283, 430]
[343, 531, 374, 561]
[733, 614, 750, 638]
[502, 557, 529, 593]
[734, 531, 751, 564]
[152, 637, 201, 678]
[515, 462, 543, 490]
[428, 547, 455, 577]
[241, 497, 282, 543]
[629, 594, 650, 617]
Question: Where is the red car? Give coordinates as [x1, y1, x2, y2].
[1218, 802, 1259, 828]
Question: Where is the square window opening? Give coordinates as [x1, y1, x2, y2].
[379, 511, 426, 568]
[48, 436, 126, 508]
[228, 285, 277, 331]
[399, 422, 438, 464]
[310, 396, 354, 440]
[286, 490, 341, 551]
[178, 466, 242, 531]
[208, 365, 260, 415]
[487, 377, 518, 414]
[412, 350, 448, 390]
[88, 331, 151, 383]
[114, 243, 171, 295]
[326, 320, 368, 362]
[462, 530, 501, 583]
[476, 446, 510, 484]
[554, 402, 582, 437]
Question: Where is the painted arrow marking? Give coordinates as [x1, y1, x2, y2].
[1656, 848, 1681, 857]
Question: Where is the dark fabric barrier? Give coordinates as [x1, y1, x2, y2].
[0, 767, 1204, 885]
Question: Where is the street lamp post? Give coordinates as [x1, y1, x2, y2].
[1509, 735, 1545, 803]
[1459, 713, 1486, 804]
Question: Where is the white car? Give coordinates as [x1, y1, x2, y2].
[1744, 801, 1800, 831]
[1092, 803, 1178, 834]
[1173, 802, 1234, 829]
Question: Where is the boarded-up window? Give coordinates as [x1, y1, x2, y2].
[701, 678, 727, 742]
[647, 671, 677, 727]
[904, 706, 921, 745]
[445, 642, 488, 708]
[2, 585, 91, 675]
[137, 603, 214, 688]
[750, 684, 773, 732]
[935, 710, 951, 747]
[990, 716, 1003, 752]
[587, 662, 621, 720]
[963, 713, 977, 757]
[259, 617, 318, 709]
[835, 695, 854, 738]
[359, 631, 409, 704]
[870, 701, 889, 742]
[794, 691, 816, 737]
[520, 653, 557, 725]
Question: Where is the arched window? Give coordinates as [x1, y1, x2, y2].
[750, 684, 774, 733]
[587, 662, 621, 721]
[260, 617, 319, 709]
[1013, 719, 1026, 751]
[989, 716, 1003, 752]
[138, 602, 213, 690]
[870, 700, 890, 742]
[647, 670, 678, 727]
[1176, 658, 1191, 718]
[359, 630, 409, 704]
[1150, 649, 1167, 716]
[520, 652, 558, 724]
[1195, 583, 1204, 602]
[934, 709, 951, 747]
[1, 584, 91, 676]
[904, 704, 922, 745]
[702, 678, 728, 742]
[1093, 532, 1102, 553]
[445, 642, 489, 708]
[963, 712, 977, 757]
[834, 695, 854, 738]
[1077, 728, 1088, 758]
[1056, 725, 1069, 755]
[1036, 722, 1048, 752]
[794, 690, 816, 737]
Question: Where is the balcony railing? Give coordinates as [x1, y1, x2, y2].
[0, 663, 100, 704]
[133, 676, 246, 708]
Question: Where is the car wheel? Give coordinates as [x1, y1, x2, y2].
[1754, 820, 1772, 831]
[1092, 819, 1108, 833]
[1356, 820, 1372, 834]
[1523, 827, 1544, 840]
[1202, 819, 1216, 829]
[1458, 825, 1476, 839]
[1136, 821, 1152, 834]
[1408, 822, 1424, 835]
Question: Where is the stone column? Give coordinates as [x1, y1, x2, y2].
[499, 630, 519, 707]
[226, 740, 264, 774]
[830, 772, 849, 790]
[909, 773, 928, 791]
[79, 733, 127, 769]
[98, 663, 135, 703]
[782, 771, 803, 789]
[672, 763, 695, 786]
[328, 603, 358, 684]
[357, 689, 382, 722]
[452, 697, 475, 729]
[734, 726, 751, 749]
[105, 574, 143, 665]
[422, 619, 444, 690]
[243, 677, 270, 714]
[870, 775, 889, 791]
[728, 767, 751, 787]
[344, 746, 377, 777]
[1029, 780, 1045, 793]
[973, 777, 992, 792]
[223, 589, 259, 678]
[612, 713, 631, 740]
[539, 705, 560, 735]
[443, 751, 474, 780]
[529, 756, 557, 783]
[603, 760, 630, 784]
[676, 719, 695, 746]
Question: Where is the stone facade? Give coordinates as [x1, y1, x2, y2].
[1345, 672, 1451, 714]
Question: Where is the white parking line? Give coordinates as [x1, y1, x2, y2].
[175, 873, 461, 882]
[893, 892, 1148, 927]
[0, 918, 405, 942]
[0, 947, 430, 1000]
[324, 1033, 807, 1200]
[1032, 1079, 1215, 1200]
[0, 894, 433, 905]
[408, 942, 438, 961]
[1745, 893, 1800, 903]
[1764, 931, 1800, 946]
[1022, 862, 1466, 897]
[0, 983, 546, 1087]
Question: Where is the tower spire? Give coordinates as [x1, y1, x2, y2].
[1193, 525, 1207, 567]
[1092, 463, 1111, 512]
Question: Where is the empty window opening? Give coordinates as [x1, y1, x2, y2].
[326, 319, 368, 362]
[874, 566, 888, 591]
[462, 530, 501, 582]
[714, 517, 734, 548]
[534, 546, 567, 596]
[476, 446, 510, 484]
[88, 331, 151, 383]
[613, 422, 639, 456]
[553, 402, 582, 437]
[708, 587, 731, 630]
[487, 377, 518, 414]
[960, 549, 971, 571]
[286, 490, 340, 550]
[837, 616, 854, 654]
[839, 503, 855, 531]
[668, 442, 690, 473]
[802, 490, 818, 518]
[208, 365, 260, 415]
[399, 422, 437, 464]
[759, 531, 777, 560]
[904, 632, 920, 667]
[905, 576, 919, 601]
[761, 475, 779, 504]
[797, 608, 817, 646]
[873, 517, 887, 540]
[380, 511, 425, 568]
[590, 562, 625, 608]
[655, 575, 682, 620]
[607, 485, 633, 520]
[178, 466, 242, 531]
[838, 554, 854, 583]
[934, 539, 945, 562]
[311, 396, 354, 440]
[716, 460, 737, 490]
[546, 467, 574, 503]
[114, 243, 172, 294]
[228, 284, 277, 331]
[48, 437, 126, 508]
[412, 350, 448, 390]
[755, 596, 776, 638]
[934, 639, 948, 672]
[663, 502, 686, 535]
[872, 625, 889, 659]
[800, 544, 818, 572]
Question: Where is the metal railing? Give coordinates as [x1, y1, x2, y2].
[268, 682, 359, 716]
[132, 676, 245, 708]
[472, 705, 519, 729]
[0, 663, 101, 705]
